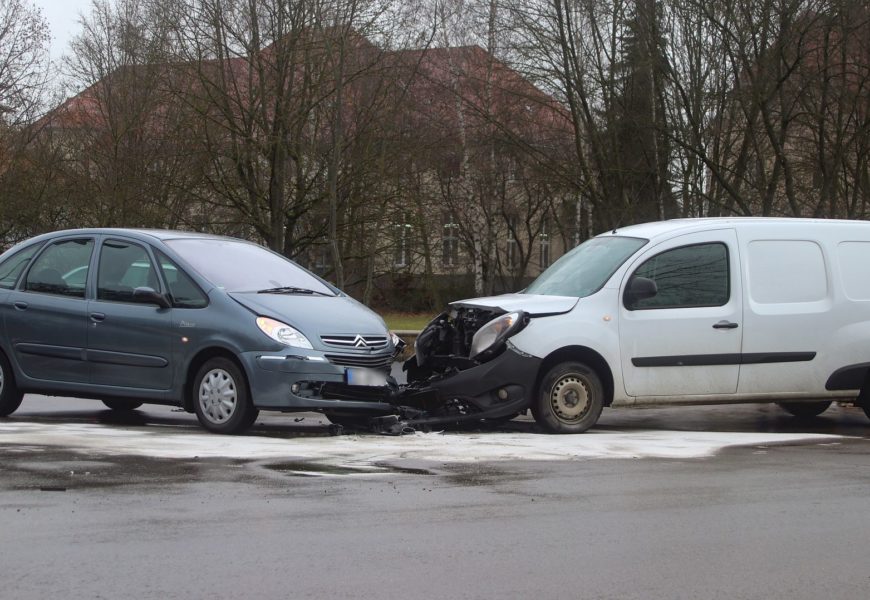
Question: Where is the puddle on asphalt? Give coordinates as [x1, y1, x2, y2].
[263, 462, 377, 477]
[262, 461, 434, 477]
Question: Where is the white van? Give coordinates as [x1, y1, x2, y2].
[404, 218, 870, 433]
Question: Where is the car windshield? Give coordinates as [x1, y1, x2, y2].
[165, 238, 336, 295]
[524, 236, 648, 298]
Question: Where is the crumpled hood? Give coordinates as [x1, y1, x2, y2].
[450, 293, 578, 316]
[229, 293, 389, 340]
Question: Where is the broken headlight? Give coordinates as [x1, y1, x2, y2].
[469, 311, 526, 359]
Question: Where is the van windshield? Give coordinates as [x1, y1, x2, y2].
[165, 238, 336, 296]
[525, 236, 647, 298]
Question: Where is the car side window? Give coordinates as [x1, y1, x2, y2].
[25, 239, 95, 298]
[626, 242, 729, 310]
[0, 244, 41, 289]
[97, 240, 160, 303]
[154, 250, 208, 309]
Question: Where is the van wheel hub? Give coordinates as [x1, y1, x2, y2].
[550, 375, 590, 422]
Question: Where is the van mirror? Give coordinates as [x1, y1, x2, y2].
[132, 286, 171, 309]
[625, 276, 657, 308]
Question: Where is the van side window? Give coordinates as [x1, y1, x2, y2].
[97, 240, 160, 303]
[25, 239, 95, 298]
[626, 243, 729, 310]
[154, 250, 208, 309]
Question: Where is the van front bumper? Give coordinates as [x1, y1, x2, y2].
[399, 347, 542, 420]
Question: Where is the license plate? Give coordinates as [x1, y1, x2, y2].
[345, 367, 388, 387]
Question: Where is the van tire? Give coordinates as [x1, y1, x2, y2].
[532, 362, 604, 434]
[192, 358, 258, 434]
[776, 401, 832, 419]
[102, 399, 143, 411]
[0, 352, 24, 417]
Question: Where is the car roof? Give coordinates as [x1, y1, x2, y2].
[23, 228, 242, 245]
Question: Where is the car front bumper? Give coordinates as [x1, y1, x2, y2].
[240, 351, 396, 413]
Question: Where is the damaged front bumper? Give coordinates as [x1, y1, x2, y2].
[396, 345, 540, 421]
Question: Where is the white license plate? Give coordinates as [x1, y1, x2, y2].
[345, 367, 388, 387]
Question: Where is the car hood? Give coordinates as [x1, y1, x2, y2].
[450, 293, 578, 316]
[229, 293, 389, 339]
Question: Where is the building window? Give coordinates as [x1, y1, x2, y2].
[394, 218, 412, 268]
[539, 220, 550, 269]
[442, 214, 459, 267]
[506, 218, 518, 268]
[314, 244, 330, 270]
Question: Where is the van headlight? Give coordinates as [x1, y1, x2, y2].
[469, 311, 526, 359]
[256, 317, 313, 349]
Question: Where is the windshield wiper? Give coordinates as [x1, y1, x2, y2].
[257, 286, 331, 296]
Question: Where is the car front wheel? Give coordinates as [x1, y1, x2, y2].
[0, 352, 24, 417]
[532, 361, 604, 434]
[193, 358, 258, 434]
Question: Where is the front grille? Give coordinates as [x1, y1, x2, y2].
[325, 353, 393, 370]
[321, 334, 389, 350]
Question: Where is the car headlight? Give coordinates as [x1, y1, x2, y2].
[469, 311, 525, 359]
[256, 317, 313, 349]
[390, 331, 401, 347]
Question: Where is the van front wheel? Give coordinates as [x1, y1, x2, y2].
[532, 362, 604, 434]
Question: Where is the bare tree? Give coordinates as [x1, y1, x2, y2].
[0, 0, 50, 242]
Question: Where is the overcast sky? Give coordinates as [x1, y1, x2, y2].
[34, 0, 92, 62]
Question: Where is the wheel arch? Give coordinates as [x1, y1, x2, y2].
[536, 345, 615, 407]
[182, 346, 249, 413]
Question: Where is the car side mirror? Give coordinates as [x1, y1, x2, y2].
[625, 277, 657, 308]
[132, 286, 171, 309]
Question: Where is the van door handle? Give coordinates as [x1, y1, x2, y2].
[90, 312, 106, 322]
[713, 321, 739, 329]
[13, 301, 28, 311]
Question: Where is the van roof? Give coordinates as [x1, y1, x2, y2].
[601, 217, 870, 241]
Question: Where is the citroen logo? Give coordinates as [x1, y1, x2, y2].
[353, 335, 368, 348]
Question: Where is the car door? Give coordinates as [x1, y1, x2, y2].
[619, 229, 743, 397]
[86, 238, 172, 391]
[4, 237, 95, 383]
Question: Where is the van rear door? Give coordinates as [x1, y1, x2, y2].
[736, 237, 830, 394]
[619, 229, 742, 397]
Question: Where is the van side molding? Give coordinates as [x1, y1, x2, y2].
[632, 352, 816, 367]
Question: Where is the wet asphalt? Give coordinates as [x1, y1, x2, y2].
[2, 397, 870, 599]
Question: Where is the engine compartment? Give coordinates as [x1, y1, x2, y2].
[405, 306, 504, 383]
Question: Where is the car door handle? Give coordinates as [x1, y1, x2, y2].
[713, 321, 739, 329]
[13, 301, 28, 311]
[90, 312, 106, 322]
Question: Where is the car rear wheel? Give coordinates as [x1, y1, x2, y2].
[193, 358, 258, 434]
[776, 400, 832, 419]
[102, 399, 143, 411]
[0, 352, 24, 417]
[532, 361, 604, 434]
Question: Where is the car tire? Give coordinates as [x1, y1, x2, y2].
[532, 361, 604, 434]
[102, 399, 143, 411]
[0, 352, 24, 417]
[776, 400, 832, 419]
[192, 358, 258, 434]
